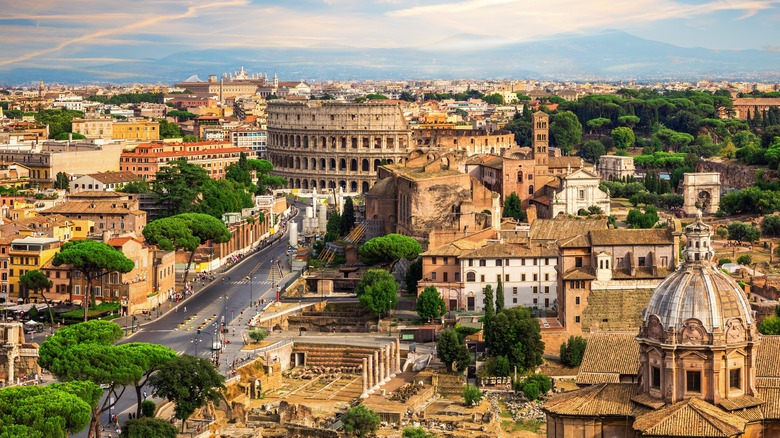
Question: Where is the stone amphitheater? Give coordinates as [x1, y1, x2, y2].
[266, 100, 413, 193]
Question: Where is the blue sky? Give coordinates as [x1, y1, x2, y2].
[0, 0, 778, 73]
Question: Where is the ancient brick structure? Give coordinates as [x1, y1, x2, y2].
[266, 101, 412, 193]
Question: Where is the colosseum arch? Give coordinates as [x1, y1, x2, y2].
[339, 159, 347, 171]
[328, 181, 336, 189]
[362, 159, 369, 172]
[320, 158, 326, 169]
[350, 159, 358, 171]
[302, 180, 309, 189]
[295, 157, 301, 169]
[362, 181, 370, 192]
[320, 180, 326, 188]
[330, 158, 336, 170]
[374, 159, 381, 171]
[350, 181, 358, 192]
[303, 136, 309, 148]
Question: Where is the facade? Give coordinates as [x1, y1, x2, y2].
[7, 237, 61, 303]
[231, 128, 267, 157]
[544, 212, 780, 438]
[71, 116, 114, 139]
[38, 198, 147, 238]
[266, 100, 413, 193]
[597, 155, 635, 181]
[730, 97, 780, 120]
[683, 172, 721, 214]
[412, 127, 516, 155]
[69, 171, 140, 192]
[119, 140, 250, 180]
[548, 168, 611, 217]
[112, 120, 160, 141]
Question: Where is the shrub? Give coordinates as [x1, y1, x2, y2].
[462, 384, 483, 407]
[525, 373, 553, 394]
[494, 355, 511, 377]
[718, 258, 732, 266]
[522, 381, 540, 400]
[560, 336, 587, 367]
[737, 254, 753, 265]
[248, 329, 268, 342]
[141, 400, 157, 417]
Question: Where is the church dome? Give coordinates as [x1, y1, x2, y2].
[644, 211, 753, 336]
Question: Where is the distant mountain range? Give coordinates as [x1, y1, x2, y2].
[3, 30, 779, 85]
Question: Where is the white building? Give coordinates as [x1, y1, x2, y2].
[52, 94, 83, 111]
[550, 168, 611, 217]
[232, 129, 267, 158]
[69, 171, 139, 193]
[460, 241, 558, 312]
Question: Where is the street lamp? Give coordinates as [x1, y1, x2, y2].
[192, 329, 214, 358]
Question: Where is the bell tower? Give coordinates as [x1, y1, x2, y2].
[532, 111, 549, 165]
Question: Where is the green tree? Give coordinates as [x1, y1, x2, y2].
[120, 343, 177, 418]
[485, 307, 544, 372]
[402, 426, 435, 438]
[197, 178, 254, 219]
[53, 132, 87, 141]
[38, 321, 140, 438]
[355, 269, 398, 316]
[502, 192, 526, 222]
[141, 400, 157, 418]
[399, 91, 416, 102]
[165, 110, 197, 121]
[579, 140, 606, 164]
[727, 222, 761, 244]
[762, 215, 780, 237]
[35, 108, 84, 139]
[416, 286, 446, 320]
[54, 171, 70, 190]
[340, 197, 355, 236]
[52, 240, 134, 320]
[483, 93, 504, 105]
[462, 384, 483, 407]
[560, 336, 587, 367]
[182, 134, 198, 143]
[626, 206, 660, 229]
[119, 417, 178, 438]
[359, 234, 422, 265]
[19, 269, 54, 327]
[249, 329, 268, 342]
[152, 160, 210, 216]
[0, 382, 97, 438]
[496, 279, 505, 313]
[611, 127, 635, 149]
[436, 328, 472, 372]
[759, 315, 780, 335]
[737, 254, 753, 265]
[341, 404, 380, 438]
[617, 115, 640, 128]
[494, 355, 510, 377]
[550, 111, 582, 155]
[149, 355, 225, 433]
[483, 284, 495, 323]
[157, 119, 181, 138]
[586, 117, 610, 134]
[405, 258, 423, 294]
[117, 179, 151, 194]
[143, 213, 231, 284]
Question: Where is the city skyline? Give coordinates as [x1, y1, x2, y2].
[0, 0, 779, 82]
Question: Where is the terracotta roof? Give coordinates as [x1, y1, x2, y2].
[85, 171, 140, 184]
[107, 236, 142, 247]
[558, 234, 590, 248]
[758, 388, 780, 419]
[631, 392, 666, 409]
[717, 395, 764, 411]
[548, 156, 583, 169]
[40, 201, 144, 216]
[633, 397, 747, 437]
[461, 241, 557, 259]
[589, 228, 673, 246]
[543, 383, 637, 417]
[68, 191, 124, 199]
[421, 239, 485, 257]
[529, 216, 607, 242]
[756, 335, 780, 378]
[562, 266, 596, 280]
[576, 332, 639, 385]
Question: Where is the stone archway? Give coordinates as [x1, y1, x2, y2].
[682, 173, 721, 214]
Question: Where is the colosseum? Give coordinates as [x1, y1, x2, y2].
[266, 100, 412, 193]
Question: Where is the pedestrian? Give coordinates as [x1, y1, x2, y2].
[183, 306, 187, 313]
[143, 391, 147, 401]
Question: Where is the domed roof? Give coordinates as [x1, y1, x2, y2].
[644, 211, 753, 333]
[645, 264, 753, 333]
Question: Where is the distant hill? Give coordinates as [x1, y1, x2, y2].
[2, 30, 778, 84]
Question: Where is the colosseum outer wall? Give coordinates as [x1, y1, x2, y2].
[266, 101, 413, 193]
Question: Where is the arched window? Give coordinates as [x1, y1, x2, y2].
[466, 272, 476, 282]
[517, 170, 523, 183]
[528, 185, 534, 195]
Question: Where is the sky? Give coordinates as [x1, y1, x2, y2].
[0, 0, 778, 76]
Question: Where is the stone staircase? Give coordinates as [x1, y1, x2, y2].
[436, 373, 466, 397]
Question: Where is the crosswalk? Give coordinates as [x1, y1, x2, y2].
[223, 280, 274, 285]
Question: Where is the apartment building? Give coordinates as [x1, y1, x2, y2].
[119, 140, 250, 180]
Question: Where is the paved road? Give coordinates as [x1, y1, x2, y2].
[77, 208, 303, 437]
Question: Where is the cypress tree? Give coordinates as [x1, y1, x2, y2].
[496, 278, 505, 313]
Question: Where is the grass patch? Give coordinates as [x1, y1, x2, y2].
[501, 419, 543, 433]
[59, 302, 121, 320]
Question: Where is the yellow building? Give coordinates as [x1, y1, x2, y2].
[8, 237, 61, 303]
[72, 117, 114, 139]
[112, 121, 160, 141]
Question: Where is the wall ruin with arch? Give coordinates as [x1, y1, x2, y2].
[682, 172, 721, 215]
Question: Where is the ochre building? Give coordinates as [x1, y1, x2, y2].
[266, 100, 412, 194]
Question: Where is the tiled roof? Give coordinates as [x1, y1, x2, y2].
[758, 388, 780, 419]
[631, 392, 666, 409]
[576, 332, 639, 385]
[562, 266, 596, 280]
[86, 171, 139, 184]
[558, 234, 590, 248]
[589, 228, 673, 246]
[69, 191, 124, 199]
[421, 239, 485, 257]
[548, 156, 582, 169]
[633, 397, 747, 437]
[461, 242, 557, 259]
[40, 201, 144, 216]
[756, 336, 780, 378]
[529, 216, 607, 242]
[717, 395, 764, 411]
[543, 383, 637, 416]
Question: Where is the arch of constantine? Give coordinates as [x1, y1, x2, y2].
[266, 101, 412, 194]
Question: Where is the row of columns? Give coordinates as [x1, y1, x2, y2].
[361, 338, 402, 398]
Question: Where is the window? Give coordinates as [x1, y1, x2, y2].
[575, 316, 580, 323]
[652, 367, 661, 389]
[468, 259, 473, 267]
[533, 258, 538, 266]
[575, 296, 580, 305]
[578, 189, 585, 199]
[521, 259, 526, 266]
[479, 260, 486, 267]
[443, 257, 448, 265]
[521, 274, 526, 281]
[432, 257, 437, 265]
[496, 274, 501, 282]
[505, 274, 510, 281]
[533, 298, 538, 304]
[431, 272, 437, 280]
[533, 274, 538, 281]
[454, 272, 460, 282]
[443, 272, 448, 282]
[496, 259, 502, 266]
[533, 286, 538, 294]
[513, 298, 517, 304]
[545, 273, 549, 281]
[544, 286, 550, 294]
[512, 287, 518, 294]
[575, 257, 583, 268]
[466, 272, 476, 282]
[480, 275, 485, 282]
[686, 370, 701, 393]
[74, 285, 81, 295]
[730, 369, 742, 390]
[545, 258, 550, 265]
[638, 257, 646, 267]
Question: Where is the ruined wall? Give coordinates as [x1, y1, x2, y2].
[697, 158, 777, 189]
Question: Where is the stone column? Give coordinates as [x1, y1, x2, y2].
[395, 338, 402, 374]
[367, 355, 375, 394]
[388, 342, 396, 379]
[379, 348, 386, 385]
[373, 350, 380, 390]
[384, 344, 392, 382]
[361, 357, 369, 398]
